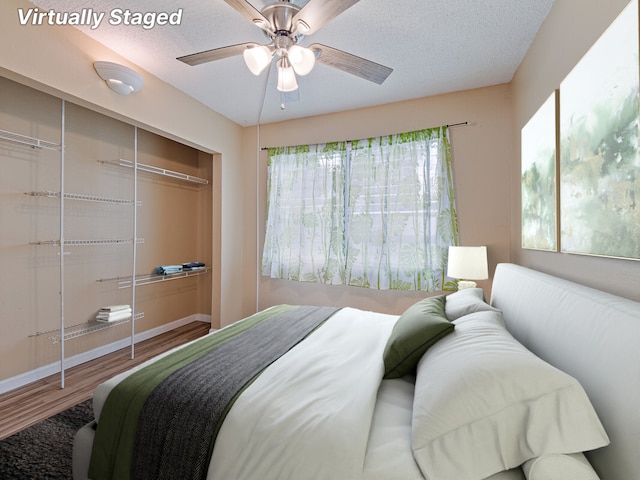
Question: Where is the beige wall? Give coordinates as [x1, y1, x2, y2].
[0, 0, 247, 327]
[511, 0, 640, 301]
[241, 84, 513, 317]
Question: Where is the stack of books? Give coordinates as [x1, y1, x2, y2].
[96, 305, 132, 322]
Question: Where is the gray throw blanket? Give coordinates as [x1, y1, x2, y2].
[130, 305, 339, 480]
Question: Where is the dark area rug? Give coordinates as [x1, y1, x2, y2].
[0, 399, 93, 479]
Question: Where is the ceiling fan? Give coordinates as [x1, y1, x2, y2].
[176, 0, 393, 93]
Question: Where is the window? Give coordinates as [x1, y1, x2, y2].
[262, 127, 458, 291]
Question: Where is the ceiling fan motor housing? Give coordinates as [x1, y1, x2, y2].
[261, 2, 302, 35]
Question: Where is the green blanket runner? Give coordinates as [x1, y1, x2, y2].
[89, 305, 335, 480]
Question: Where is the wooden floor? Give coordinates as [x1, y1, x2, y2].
[0, 321, 210, 440]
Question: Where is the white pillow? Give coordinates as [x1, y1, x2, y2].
[522, 453, 600, 480]
[412, 311, 609, 480]
[445, 287, 500, 321]
[452, 308, 506, 328]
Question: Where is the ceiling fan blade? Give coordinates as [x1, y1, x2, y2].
[224, 0, 273, 34]
[177, 43, 257, 66]
[292, 0, 360, 35]
[310, 44, 393, 85]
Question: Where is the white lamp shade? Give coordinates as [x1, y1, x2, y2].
[94, 61, 143, 95]
[277, 58, 298, 92]
[288, 45, 315, 75]
[243, 45, 272, 75]
[447, 246, 488, 280]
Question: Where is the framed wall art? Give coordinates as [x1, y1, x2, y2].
[559, 0, 640, 260]
[521, 91, 558, 251]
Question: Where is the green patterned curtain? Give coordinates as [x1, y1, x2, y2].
[262, 126, 459, 291]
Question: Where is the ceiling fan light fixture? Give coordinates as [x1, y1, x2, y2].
[243, 45, 272, 75]
[178, 0, 395, 109]
[288, 45, 315, 75]
[277, 57, 298, 92]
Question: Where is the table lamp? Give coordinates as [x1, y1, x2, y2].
[447, 246, 488, 289]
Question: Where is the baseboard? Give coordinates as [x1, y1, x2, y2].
[0, 314, 212, 395]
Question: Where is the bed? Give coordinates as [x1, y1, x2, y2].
[73, 263, 640, 480]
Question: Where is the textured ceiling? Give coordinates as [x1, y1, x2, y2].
[30, 0, 554, 126]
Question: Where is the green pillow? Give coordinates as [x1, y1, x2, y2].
[383, 295, 454, 379]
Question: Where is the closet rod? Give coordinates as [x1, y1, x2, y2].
[25, 191, 138, 205]
[98, 159, 209, 185]
[31, 238, 144, 246]
[0, 128, 61, 150]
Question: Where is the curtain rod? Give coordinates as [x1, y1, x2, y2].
[259, 121, 469, 150]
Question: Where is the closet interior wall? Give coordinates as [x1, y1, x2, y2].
[0, 76, 213, 388]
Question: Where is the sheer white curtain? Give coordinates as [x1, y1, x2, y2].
[262, 127, 459, 291]
[262, 143, 347, 284]
[345, 127, 458, 290]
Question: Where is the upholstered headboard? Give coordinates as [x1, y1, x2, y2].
[491, 263, 640, 480]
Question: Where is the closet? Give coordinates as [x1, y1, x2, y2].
[0, 77, 213, 389]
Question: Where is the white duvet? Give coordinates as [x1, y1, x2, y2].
[208, 307, 397, 480]
[88, 306, 527, 480]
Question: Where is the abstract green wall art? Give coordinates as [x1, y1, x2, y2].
[522, 92, 558, 251]
[559, 0, 640, 260]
